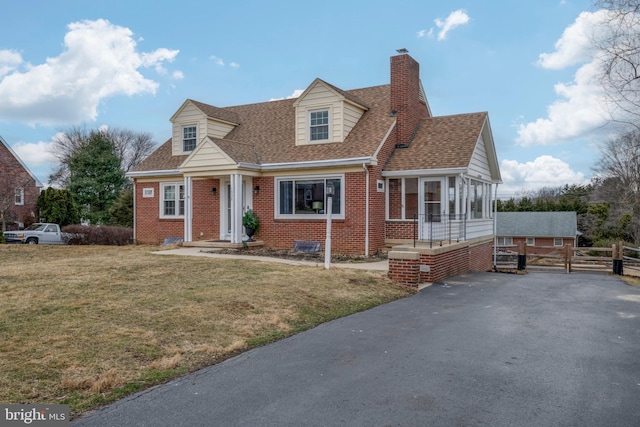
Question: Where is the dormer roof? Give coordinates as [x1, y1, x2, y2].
[170, 99, 241, 126]
[293, 78, 369, 110]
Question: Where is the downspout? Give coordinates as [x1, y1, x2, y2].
[363, 163, 370, 256]
[493, 182, 499, 270]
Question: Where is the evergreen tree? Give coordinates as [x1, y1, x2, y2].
[109, 186, 133, 227]
[36, 187, 80, 226]
[67, 132, 127, 224]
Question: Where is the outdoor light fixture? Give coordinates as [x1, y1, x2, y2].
[211, 187, 217, 195]
[325, 181, 335, 270]
[254, 185, 260, 194]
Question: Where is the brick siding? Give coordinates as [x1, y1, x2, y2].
[0, 141, 40, 228]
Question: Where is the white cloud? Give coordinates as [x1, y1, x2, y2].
[434, 9, 470, 41]
[536, 11, 606, 69]
[498, 155, 586, 196]
[210, 55, 225, 66]
[417, 29, 427, 38]
[210, 56, 239, 69]
[172, 70, 184, 80]
[0, 19, 180, 126]
[11, 140, 57, 165]
[269, 89, 304, 102]
[517, 10, 624, 146]
[0, 50, 22, 78]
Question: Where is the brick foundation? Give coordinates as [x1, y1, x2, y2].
[388, 237, 494, 287]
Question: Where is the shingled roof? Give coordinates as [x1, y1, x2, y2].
[133, 82, 491, 174]
[496, 212, 579, 238]
[384, 112, 488, 171]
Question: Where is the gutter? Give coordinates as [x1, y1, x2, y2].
[126, 169, 182, 178]
[383, 167, 467, 178]
[243, 156, 375, 171]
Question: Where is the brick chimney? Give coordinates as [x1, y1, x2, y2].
[390, 52, 429, 146]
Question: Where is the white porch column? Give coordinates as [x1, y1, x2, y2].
[184, 176, 193, 242]
[230, 174, 243, 244]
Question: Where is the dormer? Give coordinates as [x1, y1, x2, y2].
[169, 99, 240, 156]
[292, 79, 368, 146]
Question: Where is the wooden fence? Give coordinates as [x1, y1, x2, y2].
[495, 241, 637, 274]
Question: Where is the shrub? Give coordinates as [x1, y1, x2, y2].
[0, 233, 5, 244]
[62, 225, 134, 246]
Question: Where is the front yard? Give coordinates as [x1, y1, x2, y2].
[0, 245, 412, 417]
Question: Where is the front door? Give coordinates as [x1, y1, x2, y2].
[221, 178, 251, 241]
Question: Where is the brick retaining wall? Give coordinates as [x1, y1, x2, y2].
[388, 238, 494, 287]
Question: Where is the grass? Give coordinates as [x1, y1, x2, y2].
[0, 244, 413, 417]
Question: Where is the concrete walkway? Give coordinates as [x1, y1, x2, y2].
[152, 247, 389, 271]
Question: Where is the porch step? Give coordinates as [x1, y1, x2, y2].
[183, 240, 264, 249]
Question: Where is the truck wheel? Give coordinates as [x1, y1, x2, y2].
[26, 238, 38, 245]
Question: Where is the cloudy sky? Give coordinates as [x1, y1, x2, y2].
[0, 0, 620, 197]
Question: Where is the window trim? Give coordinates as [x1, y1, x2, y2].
[159, 182, 185, 219]
[554, 237, 563, 247]
[308, 108, 330, 143]
[14, 188, 24, 206]
[275, 174, 345, 220]
[526, 237, 535, 246]
[182, 125, 197, 152]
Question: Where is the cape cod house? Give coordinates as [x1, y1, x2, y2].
[0, 135, 42, 230]
[128, 52, 501, 272]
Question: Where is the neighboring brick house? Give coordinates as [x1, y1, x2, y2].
[128, 52, 502, 258]
[496, 212, 580, 254]
[0, 135, 42, 230]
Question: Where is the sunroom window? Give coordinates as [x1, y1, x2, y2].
[161, 183, 185, 218]
[470, 179, 484, 219]
[309, 110, 329, 141]
[277, 176, 342, 218]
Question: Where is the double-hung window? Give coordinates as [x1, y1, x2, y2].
[183, 125, 197, 152]
[497, 237, 513, 246]
[309, 110, 329, 141]
[277, 176, 343, 218]
[161, 183, 185, 218]
[554, 238, 563, 247]
[14, 188, 24, 205]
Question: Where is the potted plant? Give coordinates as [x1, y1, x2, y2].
[242, 209, 259, 241]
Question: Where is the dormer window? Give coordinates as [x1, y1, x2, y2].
[309, 110, 329, 141]
[183, 125, 197, 152]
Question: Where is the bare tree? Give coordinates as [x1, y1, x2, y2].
[594, 0, 640, 128]
[50, 125, 156, 186]
[594, 128, 640, 243]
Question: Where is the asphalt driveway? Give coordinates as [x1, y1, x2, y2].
[73, 272, 640, 426]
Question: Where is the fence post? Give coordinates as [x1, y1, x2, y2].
[612, 243, 623, 275]
[517, 241, 526, 271]
[564, 243, 572, 273]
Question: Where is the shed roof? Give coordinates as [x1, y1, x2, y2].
[496, 212, 579, 238]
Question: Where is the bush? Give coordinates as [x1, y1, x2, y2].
[0, 233, 5, 244]
[62, 225, 134, 246]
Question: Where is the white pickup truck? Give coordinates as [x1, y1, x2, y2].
[3, 223, 69, 245]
